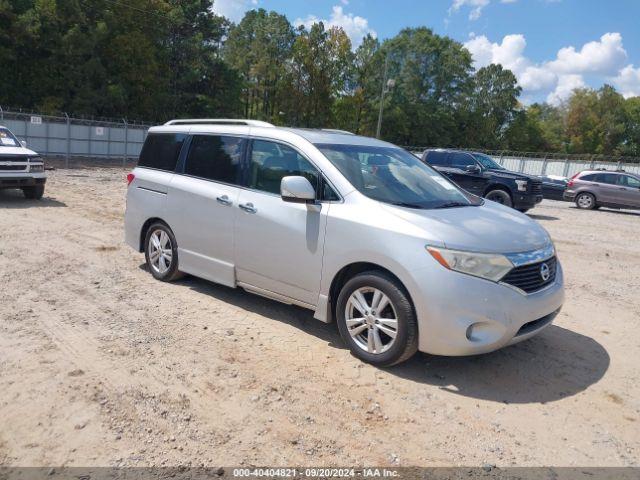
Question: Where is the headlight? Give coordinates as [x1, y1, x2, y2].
[515, 180, 528, 192]
[427, 246, 514, 282]
[29, 164, 44, 172]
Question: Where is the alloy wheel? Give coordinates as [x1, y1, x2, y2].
[148, 229, 173, 274]
[344, 287, 398, 354]
[577, 194, 593, 209]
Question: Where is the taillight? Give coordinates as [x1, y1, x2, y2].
[126, 173, 135, 186]
[567, 172, 580, 188]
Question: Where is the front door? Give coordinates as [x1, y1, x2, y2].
[166, 134, 246, 287]
[616, 174, 640, 208]
[446, 152, 487, 196]
[233, 139, 332, 306]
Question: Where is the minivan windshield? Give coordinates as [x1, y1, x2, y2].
[0, 128, 20, 147]
[316, 143, 481, 209]
[473, 153, 505, 170]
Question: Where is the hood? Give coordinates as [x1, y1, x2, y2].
[382, 200, 550, 254]
[487, 169, 539, 182]
[0, 146, 38, 157]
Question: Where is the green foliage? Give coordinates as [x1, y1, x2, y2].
[0, 1, 638, 157]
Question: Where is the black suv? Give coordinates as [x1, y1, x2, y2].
[421, 149, 543, 212]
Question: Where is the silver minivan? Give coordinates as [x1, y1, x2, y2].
[125, 120, 564, 366]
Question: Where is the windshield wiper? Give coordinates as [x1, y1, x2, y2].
[389, 201, 424, 209]
[433, 201, 469, 209]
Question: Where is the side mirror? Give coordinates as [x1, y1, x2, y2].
[281, 176, 316, 203]
[20, 140, 27, 147]
[465, 164, 481, 174]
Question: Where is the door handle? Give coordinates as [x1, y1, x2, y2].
[216, 195, 232, 206]
[239, 202, 257, 214]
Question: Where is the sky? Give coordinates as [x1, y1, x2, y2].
[211, 0, 640, 105]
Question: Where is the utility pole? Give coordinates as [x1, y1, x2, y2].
[376, 55, 390, 139]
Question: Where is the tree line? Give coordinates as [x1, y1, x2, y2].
[1, 0, 639, 156]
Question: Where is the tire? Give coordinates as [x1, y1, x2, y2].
[517, 208, 530, 213]
[485, 189, 513, 208]
[22, 185, 44, 200]
[336, 271, 418, 367]
[144, 222, 184, 282]
[575, 192, 597, 210]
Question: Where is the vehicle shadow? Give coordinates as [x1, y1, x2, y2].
[0, 189, 67, 208]
[387, 325, 609, 404]
[148, 268, 609, 405]
[527, 213, 559, 221]
[569, 206, 640, 217]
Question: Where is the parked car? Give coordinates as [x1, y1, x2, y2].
[539, 175, 569, 201]
[421, 149, 543, 212]
[564, 169, 640, 210]
[0, 126, 46, 199]
[125, 120, 564, 366]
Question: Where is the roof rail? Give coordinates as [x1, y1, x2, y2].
[164, 119, 275, 127]
[321, 128, 355, 135]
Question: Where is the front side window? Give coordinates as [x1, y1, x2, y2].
[0, 128, 20, 147]
[618, 175, 640, 188]
[138, 133, 186, 171]
[248, 140, 322, 196]
[184, 135, 245, 184]
[451, 152, 476, 169]
[473, 153, 505, 170]
[316, 143, 480, 209]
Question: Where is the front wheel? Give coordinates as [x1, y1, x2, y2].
[22, 185, 44, 200]
[336, 271, 418, 367]
[485, 189, 513, 208]
[144, 223, 184, 282]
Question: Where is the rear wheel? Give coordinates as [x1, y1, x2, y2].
[485, 189, 513, 208]
[22, 185, 44, 200]
[336, 271, 418, 367]
[144, 223, 184, 281]
[575, 192, 597, 210]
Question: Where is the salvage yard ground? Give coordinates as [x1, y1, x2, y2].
[0, 168, 639, 467]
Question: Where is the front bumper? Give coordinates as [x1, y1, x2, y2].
[0, 174, 46, 188]
[513, 193, 543, 209]
[406, 259, 564, 356]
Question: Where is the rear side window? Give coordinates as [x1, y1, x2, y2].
[594, 173, 618, 184]
[138, 133, 186, 171]
[425, 151, 449, 166]
[579, 173, 598, 181]
[184, 135, 246, 184]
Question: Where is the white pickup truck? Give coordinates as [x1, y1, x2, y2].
[0, 126, 46, 199]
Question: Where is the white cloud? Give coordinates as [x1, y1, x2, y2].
[294, 5, 376, 48]
[465, 32, 634, 104]
[611, 65, 640, 98]
[548, 33, 627, 75]
[211, 0, 258, 23]
[547, 74, 586, 105]
[449, 0, 490, 20]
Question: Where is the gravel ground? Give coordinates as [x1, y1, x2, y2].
[0, 168, 639, 467]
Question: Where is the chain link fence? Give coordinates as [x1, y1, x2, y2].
[407, 147, 640, 177]
[0, 106, 152, 167]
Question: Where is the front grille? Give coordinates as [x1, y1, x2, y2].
[0, 165, 27, 171]
[530, 180, 543, 195]
[502, 256, 557, 293]
[0, 156, 29, 163]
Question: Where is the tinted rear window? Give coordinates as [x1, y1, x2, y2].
[425, 151, 449, 166]
[184, 135, 245, 184]
[579, 173, 598, 181]
[138, 133, 186, 171]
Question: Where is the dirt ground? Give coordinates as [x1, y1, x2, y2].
[0, 168, 639, 468]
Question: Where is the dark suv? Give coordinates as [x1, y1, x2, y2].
[422, 149, 543, 212]
[564, 170, 640, 210]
